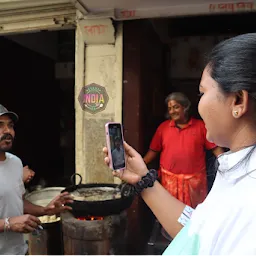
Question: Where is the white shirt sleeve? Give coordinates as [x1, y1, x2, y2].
[211, 206, 256, 255]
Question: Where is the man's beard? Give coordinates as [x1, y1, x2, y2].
[0, 134, 14, 152]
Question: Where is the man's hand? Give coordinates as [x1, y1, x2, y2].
[44, 192, 73, 216]
[10, 214, 41, 233]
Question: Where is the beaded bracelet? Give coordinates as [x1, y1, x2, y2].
[133, 169, 158, 195]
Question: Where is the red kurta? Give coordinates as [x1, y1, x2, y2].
[150, 118, 216, 207]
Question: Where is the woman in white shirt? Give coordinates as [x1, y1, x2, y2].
[103, 33, 256, 255]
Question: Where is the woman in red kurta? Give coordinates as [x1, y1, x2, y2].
[144, 92, 223, 208]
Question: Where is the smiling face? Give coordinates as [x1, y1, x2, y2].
[198, 67, 250, 148]
[0, 115, 15, 152]
[167, 100, 187, 123]
[198, 33, 256, 150]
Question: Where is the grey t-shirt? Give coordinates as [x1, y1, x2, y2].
[0, 153, 27, 255]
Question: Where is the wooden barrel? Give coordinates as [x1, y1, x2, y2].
[61, 211, 128, 255]
[28, 221, 63, 255]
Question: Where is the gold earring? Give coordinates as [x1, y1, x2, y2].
[233, 110, 239, 117]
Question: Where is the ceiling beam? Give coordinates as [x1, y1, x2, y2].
[69, 0, 89, 16]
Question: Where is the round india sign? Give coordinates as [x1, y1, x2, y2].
[78, 83, 109, 114]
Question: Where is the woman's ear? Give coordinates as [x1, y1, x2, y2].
[232, 90, 249, 118]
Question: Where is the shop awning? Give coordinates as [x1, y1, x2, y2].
[75, 0, 255, 20]
[0, 0, 254, 34]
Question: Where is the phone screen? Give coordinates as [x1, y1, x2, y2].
[108, 123, 125, 170]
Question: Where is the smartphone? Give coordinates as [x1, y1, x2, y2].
[105, 122, 126, 171]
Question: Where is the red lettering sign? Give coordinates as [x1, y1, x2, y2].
[218, 3, 234, 11]
[209, 1, 254, 12]
[209, 4, 216, 11]
[120, 10, 136, 18]
[84, 25, 108, 35]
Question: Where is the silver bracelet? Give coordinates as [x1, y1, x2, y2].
[4, 217, 10, 232]
[4, 217, 10, 241]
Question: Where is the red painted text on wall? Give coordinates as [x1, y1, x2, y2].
[84, 25, 108, 35]
[209, 2, 254, 12]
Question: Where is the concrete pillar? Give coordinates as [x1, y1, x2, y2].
[75, 17, 123, 184]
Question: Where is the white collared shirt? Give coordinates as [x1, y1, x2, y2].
[164, 146, 256, 255]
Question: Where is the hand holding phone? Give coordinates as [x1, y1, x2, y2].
[105, 122, 126, 171]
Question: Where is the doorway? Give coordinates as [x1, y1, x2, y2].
[0, 29, 75, 188]
[122, 12, 256, 254]
[124, 12, 256, 183]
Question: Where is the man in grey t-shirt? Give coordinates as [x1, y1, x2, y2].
[112, 137, 125, 169]
[0, 104, 73, 254]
